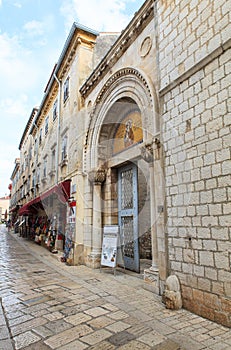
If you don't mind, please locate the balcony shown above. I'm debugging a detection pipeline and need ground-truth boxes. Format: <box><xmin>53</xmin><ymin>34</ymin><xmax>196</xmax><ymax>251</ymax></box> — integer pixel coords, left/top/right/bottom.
<box><xmin>60</xmin><ymin>157</ymin><xmax>68</xmax><ymax>168</ymax></box>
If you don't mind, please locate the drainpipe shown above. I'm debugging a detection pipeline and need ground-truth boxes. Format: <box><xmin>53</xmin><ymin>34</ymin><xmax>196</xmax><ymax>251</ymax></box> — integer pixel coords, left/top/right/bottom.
<box><xmin>53</xmin><ymin>73</ymin><xmax>62</xmax><ymax>185</ymax></box>
<box><xmin>32</xmin><ymin>122</ymin><xmax>39</xmax><ymax>198</ymax></box>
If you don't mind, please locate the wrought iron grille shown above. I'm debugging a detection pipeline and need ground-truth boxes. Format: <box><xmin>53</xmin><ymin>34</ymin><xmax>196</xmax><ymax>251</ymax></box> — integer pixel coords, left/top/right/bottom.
<box><xmin>121</xmin><ymin>168</ymin><xmax>133</xmax><ymax>209</ymax></box>
<box><xmin>121</xmin><ymin>216</ymin><xmax>134</xmax><ymax>258</ymax></box>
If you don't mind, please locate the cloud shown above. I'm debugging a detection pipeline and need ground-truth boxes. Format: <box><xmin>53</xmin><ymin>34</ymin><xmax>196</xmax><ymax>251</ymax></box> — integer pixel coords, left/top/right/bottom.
<box><xmin>0</xmin><ymin>31</ymin><xmax>55</xmax><ymax>96</ymax></box>
<box><xmin>13</xmin><ymin>2</ymin><xmax>22</xmax><ymax>8</ymax></box>
<box><xmin>60</xmin><ymin>0</ymin><xmax>139</xmax><ymax>32</ymax></box>
<box><xmin>0</xmin><ymin>32</ymin><xmax>49</xmax><ymax>195</ymax></box>
<box><xmin>0</xmin><ymin>93</ymin><xmax>30</xmax><ymax>195</ymax></box>
<box><xmin>23</xmin><ymin>20</ymin><xmax>45</xmax><ymax>36</ymax></box>
<box><xmin>0</xmin><ymin>95</ymin><xmax>28</xmax><ymax>119</ymax></box>
<box><xmin>0</xmin><ymin>33</ymin><xmax>33</xmax><ymax>91</ymax></box>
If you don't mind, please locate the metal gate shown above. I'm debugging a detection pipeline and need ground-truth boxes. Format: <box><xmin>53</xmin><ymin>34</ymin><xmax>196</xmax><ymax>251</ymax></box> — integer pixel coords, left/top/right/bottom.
<box><xmin>118</xmin><ymin>163</ymin><xmax>139</xmax><ymax>272</ymax></box>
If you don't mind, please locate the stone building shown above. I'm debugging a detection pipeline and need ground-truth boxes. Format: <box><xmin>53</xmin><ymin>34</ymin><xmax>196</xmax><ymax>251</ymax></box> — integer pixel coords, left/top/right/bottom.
<box><xmin>10</xmin><ymin>0</ymin><xmax>231</xmax><ymax>327</ymax></box>
<box><xmin>10</xmin><ymin>24</ymin><xmax>118</xmax><ymax>247</ymax></box>
<box><xmin>9</xmin><ymin>158</ymin><xmax>20</xmax><ymax>224</ymax></box>
<box><xmin>0</xmin><ymin>196</ymin><xmax>10</xmax><ymax>222</ymax></box>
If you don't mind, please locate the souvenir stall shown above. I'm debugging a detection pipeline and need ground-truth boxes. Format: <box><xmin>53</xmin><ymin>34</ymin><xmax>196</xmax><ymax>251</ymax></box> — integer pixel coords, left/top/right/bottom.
<box><xmin>16</xmin><ymin>180</ymin><xmax>71</xmax><ymax>253</ymax></box>
<box><xmin>61</xmin><ymin>200</ymin><xmax>76</xmax><ymax>264</ymax></box>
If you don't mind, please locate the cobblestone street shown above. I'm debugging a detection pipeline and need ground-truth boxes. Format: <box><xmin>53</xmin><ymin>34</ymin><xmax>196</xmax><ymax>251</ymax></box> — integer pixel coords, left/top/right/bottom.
<box><xmin>0</xmin><ymin>225</ymin><xmax>230</xmax><ymax>350</ymax></box>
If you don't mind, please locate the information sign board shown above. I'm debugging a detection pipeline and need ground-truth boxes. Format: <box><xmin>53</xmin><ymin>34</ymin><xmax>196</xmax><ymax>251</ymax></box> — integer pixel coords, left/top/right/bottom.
<box><xmin>101</xmin><ymin>226</ymin><xmax>119</xmax><ymax>268</ymax></box>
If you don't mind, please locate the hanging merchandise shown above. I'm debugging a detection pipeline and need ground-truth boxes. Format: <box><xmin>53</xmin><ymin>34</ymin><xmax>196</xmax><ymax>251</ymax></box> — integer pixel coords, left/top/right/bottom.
<box><xmin>61</xmin><ymin>201</ymin><xmax>76</xmax><ymax>264</ymax></box>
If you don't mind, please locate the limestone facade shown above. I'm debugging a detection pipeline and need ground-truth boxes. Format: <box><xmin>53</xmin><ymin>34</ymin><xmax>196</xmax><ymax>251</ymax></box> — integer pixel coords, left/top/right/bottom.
<box><xmin>79</xmin><ymin>0</ymin><xmax>231</xmax><ymax>326</ymax></box>
<box><xmin>159</xmin><ymin>0</ymin><xmax>231</xmax><ymax>327</ymax></box>
<box><xmin>10</xmin><ymin>0</ymin><xmax>231</xmax><ymax>327</ymax></box>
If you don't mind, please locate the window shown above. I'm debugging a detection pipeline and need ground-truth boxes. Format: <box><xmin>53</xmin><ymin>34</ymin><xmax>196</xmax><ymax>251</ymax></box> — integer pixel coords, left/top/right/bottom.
<box><xmin>61</xmin><ymin>136</ymin><xmax>67</xmax><ymax>160</ymax></box>
<box><xmin>37</xmin><ymin>166</ymin><xmax>40</xmax><ymax>184</ymax></box>
<box><xmin>34</xmin><ymin>138</ymin><xmax>37</xmax><ymax>156</ymax></box>
<box><xmin>45</xmin><ymin>116</ymin><xmax>49</xmax><ymax>135</ymax></box>
<box><xmin>53</xmin><ymin>99</ymin><xmax>58</xmax><ymax>121</ymax></box>
<box><xmin>39</xmin><ymin>128</ymin><xmax>42</xmax><ymax>144</ymax></box>
<box><xmin>43</xmin><ymin>158</ymin><xmax>47</xmax><ymax>178</ymax></box>
<box><xmin>28</xmin><ymin>146</ymin><xmax>32</xmax><ymax>161</ymax></box>
<box><xmin>32</xmin><ymin>172</ymin><xmax>36</xmax><ymax>188</ymax></box>
<box><xmin>27</xmin><ymin>176</ymin><xmax>30</xmax><ymax>193</ymax></box>
<box><xmin>51</xmin><ymin>149</ymin><xmax>56</xmax><ymax>170</ymax></box>
<box><xmin>24</xmin><ymin>154</ymin><xmax>28</xmax><ymax>167</ymax></box>
<box><xmin>71</xmin><ymin>184</ymin><xmax>76</xmax><ymax>194</ymax></box>
<box><xmin>63</xmin><ymin>77</ymin><xmax>69</xmax><ymax>102</ymax></box>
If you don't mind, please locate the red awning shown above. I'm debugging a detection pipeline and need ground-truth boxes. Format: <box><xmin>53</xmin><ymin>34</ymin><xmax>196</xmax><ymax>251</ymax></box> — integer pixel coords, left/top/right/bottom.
<box><xmin>40</xmin><ymin>180</ymin><xmax>71</xmax><ymax>203</ymax></box>
<box><xmin>18</xmin><ymin>204</ymin><xmax>37</xmax><ymax>216</ymax></box>
<box><xmin>18</xmin><ymin>180</ymin><xmax>71</xmax><ymax>216</ymax></box>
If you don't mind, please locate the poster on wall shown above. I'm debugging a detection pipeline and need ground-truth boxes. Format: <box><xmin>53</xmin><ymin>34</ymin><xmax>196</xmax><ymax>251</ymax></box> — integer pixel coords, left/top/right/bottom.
<box><xmin>101</xmin><ymin>226</ymin><xmax>119</xmax><ymax>268</ymax></box>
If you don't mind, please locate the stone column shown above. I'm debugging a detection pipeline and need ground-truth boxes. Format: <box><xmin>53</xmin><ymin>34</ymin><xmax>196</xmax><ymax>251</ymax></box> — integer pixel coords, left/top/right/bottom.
<box><xmin>88</xmin><ymin>168</ymin><xmax>106</xmax><ymax>268</ymax></box>
<box><xmin>140</xmin><ymin>138</ymin><xmax>161</xmax><ymax>293</ymax></box>
<box><xmin>149</xmin><ymin>160</ymin><xmax>159</xmax><ymax>271</ymax></box>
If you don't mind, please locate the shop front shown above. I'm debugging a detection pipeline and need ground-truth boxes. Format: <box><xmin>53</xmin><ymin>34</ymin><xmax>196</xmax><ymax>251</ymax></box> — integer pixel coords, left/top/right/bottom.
<box><xmin>17</xmin><ymin>180</ymin><xmax>71</xmax><ymax>253</ymax></box>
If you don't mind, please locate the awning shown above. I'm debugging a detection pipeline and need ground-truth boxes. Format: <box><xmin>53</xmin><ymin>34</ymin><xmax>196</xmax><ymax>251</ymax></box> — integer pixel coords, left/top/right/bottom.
<box><xmin>40</xmin><ymin>179</ymin><xmax>71</xmax><ymax>203</ymax></box>
<box><xmin>18</xmin><ymin>180</ymin><xmax>71</xmax><ymax>216</ymax></box>
<box><xmin>18</xmin><ymin>204</ymin><xmax>37</xmax><ymax>216</ymax></box>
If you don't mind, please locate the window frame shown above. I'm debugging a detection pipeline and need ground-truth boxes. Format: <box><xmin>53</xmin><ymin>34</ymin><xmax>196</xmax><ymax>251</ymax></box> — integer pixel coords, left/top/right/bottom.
<box><xmin>53</xmin><ymin>99</ymin><xmax>58</xmax><ymax>121</ymax></box>
<box><xmin>63</xmin><ymin>77</ymin><xmax>69</xmax><ymax>103</ymax></box>
<box><xmin>61</xmin><ymin>135</ymin><xmax>68</xmax><ymax>161</ymax></box>
<box><xmin>45</xmin><ymin>116</ymin><xmax>49</xmax><ymax>135</ymax></box>
<box><xmin>39</xmin><ymin>128</ymin><xmax>42</xmax><ymax>145</ymax></box>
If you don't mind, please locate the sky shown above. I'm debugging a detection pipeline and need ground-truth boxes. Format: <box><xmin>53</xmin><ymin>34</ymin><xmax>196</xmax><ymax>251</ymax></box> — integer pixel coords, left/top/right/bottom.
<box><xmin>0</xmin><ymin>0</ymin><xmax>144</xmax><ymax>197</ymax></box>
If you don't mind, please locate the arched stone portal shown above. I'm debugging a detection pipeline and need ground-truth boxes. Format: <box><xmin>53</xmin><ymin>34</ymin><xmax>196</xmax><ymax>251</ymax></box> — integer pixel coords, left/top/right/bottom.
<box><xmin>84</xmin><ymin>67</ymin><xmax>166</xmax><ymax>294</ymax></box>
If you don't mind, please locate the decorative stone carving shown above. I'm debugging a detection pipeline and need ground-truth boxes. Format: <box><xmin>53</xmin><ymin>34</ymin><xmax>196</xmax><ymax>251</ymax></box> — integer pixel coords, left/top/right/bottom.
<box><xmin>80</xmin><ymin>1</ymin><xmax>154</xmax><ymax>98</ymax></box>
<box><xmin>140</xmin><ymin>37</ymin><xmax>152</xmax><ymax>58</ymax></box>
<box><xmin>140</xmin><ymin>138</ymin><xmax>161</xmax><ymax>163</ymax></box>
<box><xmin>83</xmin><ymin>67</ymin><xmax>156</xmax><ymax>173</ymax></box>
<box><xmin>88</xmin><ymin>168</ymin><xmax>106</xmax><ymax>184</ymax></box>
<box><xmin>140</xmin><ymin>142</ymin><xmax>154</xmax><ymax>163</ymax></box>
<box><xmin>95</xmin><ymin>67</ymin><xmax>153</xmax><ymax>105</ymax></box>
<box><xmin>162</xmin><ymin>275</ymin><xmax>182</xmax><ymax>310</ymax></box>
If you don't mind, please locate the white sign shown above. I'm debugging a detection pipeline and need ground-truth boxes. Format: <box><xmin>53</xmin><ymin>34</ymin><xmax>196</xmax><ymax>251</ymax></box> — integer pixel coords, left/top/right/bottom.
<box><xmin>101</xmin><ymin>226</ymin><xmax>119</xmax><ymax>268</ymax></box>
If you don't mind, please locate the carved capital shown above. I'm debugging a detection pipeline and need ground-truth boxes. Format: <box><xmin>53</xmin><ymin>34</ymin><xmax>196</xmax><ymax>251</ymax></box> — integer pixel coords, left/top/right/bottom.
<box><xmin>140</xmin><ymin>142</ymin><xmax>154</xmax><ymax>163</ymax></box>
<box><xmin>88</xmin><ymin>168</ymin><xmax>106</xmax><ymax>184</ymax></box>
<box><xmin>140</xmin><ymin>138</ymin><xmax>161</xmax><ymax>163</ymax></box>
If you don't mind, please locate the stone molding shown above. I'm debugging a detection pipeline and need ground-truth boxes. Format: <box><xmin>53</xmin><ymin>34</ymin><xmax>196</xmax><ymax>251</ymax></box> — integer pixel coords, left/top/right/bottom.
<box><xmin>80</xmin><ymin>0</ymin><xmax>154</xmax><ymax>98</ymax></box>
<box><xmin>95</xmin><ymin>67</ymin><xmax>153</xmax><ymax>105</ymax></box>
<box><xmin>83</xmin><ymin>67</ymin><xmax>155</xmax><ymax>171</ymax></box>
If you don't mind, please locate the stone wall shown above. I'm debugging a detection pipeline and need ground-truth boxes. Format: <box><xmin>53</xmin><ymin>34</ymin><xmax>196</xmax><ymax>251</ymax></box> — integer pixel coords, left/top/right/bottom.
<box><xmin>159</xmin><ymin>0</ymin><xmax>231</xmax><ymax>327</ymax></box>
<box><xmin>157</xmin><ymin>0</ymin><xmax>230</xmax><ymax>90</ymax></box>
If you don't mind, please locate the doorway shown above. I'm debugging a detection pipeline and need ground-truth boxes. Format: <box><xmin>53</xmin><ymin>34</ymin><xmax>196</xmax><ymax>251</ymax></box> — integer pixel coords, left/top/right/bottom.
<box><xmin>118</xmin><ymin>163</ymin><xmax>140</xmax><ymax>273</ymax></box>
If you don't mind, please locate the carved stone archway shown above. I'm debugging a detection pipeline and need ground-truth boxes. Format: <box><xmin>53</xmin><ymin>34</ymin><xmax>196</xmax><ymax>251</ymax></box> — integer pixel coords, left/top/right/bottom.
<box><xmin>84</xmin><ymin>68</ymin><xmax>165</xmax><ymax>290</ymax></box>
<box><xmin>84</xmin><ymin>67</ymin><xmax>159</xmax><ymax>172</ymax></box>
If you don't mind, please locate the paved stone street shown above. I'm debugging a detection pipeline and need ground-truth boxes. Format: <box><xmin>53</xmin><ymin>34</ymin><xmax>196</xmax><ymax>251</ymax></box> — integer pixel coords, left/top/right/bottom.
<box><xmin>0</xmin><ymin>225</ymin><xmax>230</xmax><ymax>350</ymax></box>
